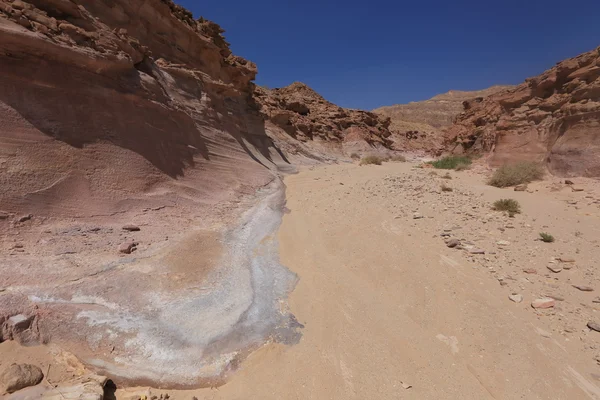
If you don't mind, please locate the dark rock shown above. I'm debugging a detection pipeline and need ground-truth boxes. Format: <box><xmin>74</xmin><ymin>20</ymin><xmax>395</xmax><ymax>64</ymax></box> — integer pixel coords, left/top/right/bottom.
<box><xmin>122</xmin><ymin>224</ymin><xmax>141</xmax><ymax>231</ymax></box>
<box><xmin>514</xmin><ymin>184</ymin><xmax>528</xmax><ymax>191</ymax></box>
<box><xmin>588</xmin><ymin>321</ymin><xmax>600</xmax><ymax>332</ymax></box>
<box><xmin>0</xmin><ymin>212</ymin><xmax>9</xmax><ymax>220</ymax></box>
<box><xmin>446</xmin><ymin>239</ymin><xmax>460</xmax><ymax>248</ymax></box>
<box><xmin>16</xmin><ymin>214</ymin><xmax>32</xmax><ymax>223</ymax></box>
<box><xmin>565</xmin><ymin>179</ymin><xmax>574</xmax><ymax>185</ymax></box>
<box><xmin>573</xmin><ymin>285</ymin><xmax>594</xmax><ymax>292</ymax></box>
<box><xmin>0</xmin><ymin>363</ymin><xmax>43</xmax><ymax>393</ymax></box>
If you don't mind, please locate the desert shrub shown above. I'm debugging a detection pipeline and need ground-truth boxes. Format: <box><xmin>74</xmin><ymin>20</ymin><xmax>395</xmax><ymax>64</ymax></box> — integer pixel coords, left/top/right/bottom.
<box><xmin>492</xmin><ymin>199</ymin><xmax>521</xmax><ymax>217</ymax></box>
<box><xmin>359</xmin><ymin>155</ymin><xmax>383</xmax><ymax>166</ymax></box>
<box><xmin>430</xmin><ymin>156</ymin><xmax>472</xmax><ymax>170</ymax></box>
<box><xmin>389</xmin><ymin>154</ymin><xmax>407</xmax><ymax>162</ymax></box>
<box><xmin>350</xmin><ymin>153</ymin><xmax>360</xmax><ymax>160</ymax></box>
<box><xmin>488</xmin><ymin>161</ymin><xmax>544</xmax><ymax>188</ymax></box>
<box><xmin>539</xmin><ymin>232</ymin><xmax>555</xmax><ymax>243</ymax></box>
<box><xmin>455</xmin><ymin>163</ymin><xmax>471</xmax><ymax>171</ymax></box>
<box><xmin>441</xmin><ymin>184</ymin><xmax>453</xmax><ymax>192</ymax></box>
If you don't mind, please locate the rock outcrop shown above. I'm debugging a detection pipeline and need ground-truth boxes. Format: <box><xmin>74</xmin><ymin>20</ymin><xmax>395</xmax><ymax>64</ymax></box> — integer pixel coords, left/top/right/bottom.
<box><xmin>255</xmin><ymin>82</ymin><xmax>394</xmax><ymax>156</ymax></box>
<box><xmin>446</xmin><ymin>46</ymin><xmax>600</xmax><ymax>177</ymax></box>
<box><xmin>374</xmin><ymin>86</ymin><xmax>512</xmax><ymax>154</ymax></box>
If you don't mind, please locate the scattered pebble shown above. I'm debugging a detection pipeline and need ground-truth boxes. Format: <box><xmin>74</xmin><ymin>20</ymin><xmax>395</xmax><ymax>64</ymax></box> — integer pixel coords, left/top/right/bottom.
<box><xmin>446</xmin><ymin>239</ymin><xmax>460</xmax><ymax>248</ymax></box>
<box><xmin>119</xmin><ymin>241</ymin><xmax>138</xmax><ymax>254</ymax></box>
<box><xmin>122</xmin><ymin>224</ymin><xmax>141</xmax><ymax>232</ymax></box>
<box><xmin>509</xmin><ymin>293</ymin><xmax>523</xmax><ymax>303</ymax></box>
<box><xmin>16</xmin><ymin>214</ymin><xmax>33</xmax><ymax>223</ymax></box>
<box><xmin>588</xmin><ymin>322</ymin><xmax>600</xmax><ymax>332</ymax></box>
<box><xmin>469</xmin><ymin>249</ymin><xmax>485</xmax><ymax>255</ymax></box>
<box><xmin>547</xmin><ymin>265</ymin><xmax>562</xmax><ymax>273</ymax></box>
<box><xmin>531</xmin><ymin>298</ymin><xmax>555</xmax><ymax>309</ymax></box>
<box><xmin>573</xmin><ymin>285</ymin><xmax>594</xmax><ymax>292</ymax></box>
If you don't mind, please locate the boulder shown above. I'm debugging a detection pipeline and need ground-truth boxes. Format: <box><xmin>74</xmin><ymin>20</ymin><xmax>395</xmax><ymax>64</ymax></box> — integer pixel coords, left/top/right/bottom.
<box><xmin>0</xmin><ymin>364</ymin><xmax>43</xmax><ymax>394</ymax></box>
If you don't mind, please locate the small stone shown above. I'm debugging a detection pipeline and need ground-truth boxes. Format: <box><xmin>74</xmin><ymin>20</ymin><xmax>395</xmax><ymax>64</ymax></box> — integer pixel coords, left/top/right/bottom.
<box><xmin>531</xmin><ymin>298</ymin><xmax>555</xmax><ymax>309</ymax></box>
<box><xmin>509</xmin><ymin>294</ymin><xmax>523</xmax><ymax>303</ymax></box>
<box><xmin>558</xmin><ymin>257</ymin><xmax>575</xmax><ymax>263</ymax></box>
<box><xmin>565</xmin><ymin>179</ymin><xmax>574</xmax><ymax>185</ymax></box>
<box><xmin>593</xmin><ymin>297</ymin><xmax>600</xmax><ymax>304</ymax></box>
<box><xmin>496</xmin><ymin>240</ymin><xmax>510</xmax><ymax>246</ymax></box>
<box><xmin>523</xmin><ymin>268</ymin><xmax>537</xmax><ymax>274</ymax></box>
<box><xmin>588</xmin><ymin>321</ymin><xmax>600</xmax><ymax>332</ymax></box>
<box><xmin>446</xmin><ymin>239</ymin><xmax>460</xmax><ymax>248</ymax></box>
<box><xmin>572</xmin><ymin>187</ymin><xmax>584</xmax><ymax>192</ymax></box>
<box><xmin>573</xmin><ymin>285</ymin><xmax>594</xmax><ymax>292</ymax></box>
<box><xmin>514</xmin><ymin>184</ymin><xmax>528</xmax><ymax>191</ymax></box>
<box><xmin>0</xmin><ymin>363</ymin><xmax>44</xmax><ymax>393</ymax></box>
<box><xmin>413</xmin><ymin>213</ymin><xmax>423</xmax><ymax>219</ymax></box>
<box><xmin>0</xmin><ymin>211</ymin><xmax>9</xmax><ymax>220</ymax></box>
<box><xmin>469</xmin><ymin>249</ymin><xmax>485</xmax><ymax>254</ymax></box>
<box><xmin>547</xmin><ymin>265</ymin><xmax>563</xmax><ymax>273</ymax></box>
<box><xmin>16</xmin><ymin>214</ymin><xmax>32</xmax><ymax>223</ymax></box>
<box><xmin>119</xmin><ymin>241</ymin><xmax>137</xmax><ymax>254</ymax></box>
<box><xmin>122</xmin><ymin>224</ymin><xmax>140</xmax><ymax>231</ymax></box>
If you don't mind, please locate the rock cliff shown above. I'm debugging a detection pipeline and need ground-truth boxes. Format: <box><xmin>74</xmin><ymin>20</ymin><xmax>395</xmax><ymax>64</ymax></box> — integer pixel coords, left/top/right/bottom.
<box><xmin>373</xmin><ymin>86</ymin><xmax>512</xmax><ymax>153</ymax></box>
<box><xmin>446</xmin><ymin>46</ymin><xmax>600</xmax><ymax>177</ymax></box>
<box><xmin>255</xmin><ymin>82</ymin><xmax>394</xmax><ymax>157</ymax></box>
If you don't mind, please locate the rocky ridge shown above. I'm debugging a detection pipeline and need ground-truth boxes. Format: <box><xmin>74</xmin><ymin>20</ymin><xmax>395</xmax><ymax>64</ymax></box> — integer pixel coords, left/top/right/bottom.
<box><xmin>255</xmin><ymin>82</ymin><xmax>394</xmax><ymax>157</ymax></box>
<box><xmin>446</xmin><ymin>46</ymin><xmax>600</xmax><ymax>177</ymax></box>
<box><xmin>373</xmin><ymin>86</ymin><xmax>512</xmax><ymax>153</ymax></box>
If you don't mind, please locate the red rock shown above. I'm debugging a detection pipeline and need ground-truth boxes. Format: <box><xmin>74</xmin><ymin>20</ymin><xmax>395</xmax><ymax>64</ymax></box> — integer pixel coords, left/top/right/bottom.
<box><xmin>531</xmin><ymin>298</ymin><xmax>555</xmax><ymax>309</ymax></box>
<box><xmin>445</xmin><ymin>46</ymin><xmax>600</xmax><ymax>178</ymax></box>
<box><xmin>119</xmin><ymin>241</ymin><xmax>137</xmax><ymax>254</ymax></box>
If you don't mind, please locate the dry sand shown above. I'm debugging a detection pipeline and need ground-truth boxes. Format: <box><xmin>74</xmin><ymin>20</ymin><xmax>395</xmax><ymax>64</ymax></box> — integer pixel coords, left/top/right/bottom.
<box><xmin>4</xmin><ymin>161</ymin><xmax>600</xmax><ymax>399</ymax></box>
<box><xmin>112</xmin><ymin>161</ymin><xmax>600</xmax><ymax>399</ymax></box>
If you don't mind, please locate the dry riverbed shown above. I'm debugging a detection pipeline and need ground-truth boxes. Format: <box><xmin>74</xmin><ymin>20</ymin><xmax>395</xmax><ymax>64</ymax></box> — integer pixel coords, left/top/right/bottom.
<box><xmin>6</xmin><ymin>161</ymin><xmax>600</xmax><ymax>399</ymax></box>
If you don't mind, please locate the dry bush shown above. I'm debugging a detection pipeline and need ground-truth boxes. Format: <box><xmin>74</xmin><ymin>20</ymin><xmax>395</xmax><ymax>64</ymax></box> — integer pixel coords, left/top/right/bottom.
<box><xmin>539</xmin><ymin>232</ymin><xmax>555</xmax><ymax>243</ymax></box>
<box><xmin>389</xmin><ymin>154</ymin><xmax>407</xmax><ymax>162</ymax></box>
<box><xmin>430</xmin><ymin>156</ymin><xmax>472</xmax><ymax>170</ymax></box>
<box><xmin>492</xmin><ymin>198</ymin><xmax>521</xmax><ymax>217</ymax></box>
<box><xmin>488</xmin><ymin>162</ymin><xmax>544</xmax><ymax>187</ymax></box>
<box><xmin>359</xmin><ymin>155</ymin><xmax>384</xmax><ymax>166</ymax></box>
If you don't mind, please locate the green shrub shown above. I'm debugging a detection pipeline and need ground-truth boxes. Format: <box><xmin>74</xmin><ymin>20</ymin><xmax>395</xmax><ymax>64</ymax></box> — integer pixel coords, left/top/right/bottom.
<box><xmin>430</xmin><ymin>156</ymin><xmax>472</xmax><ymax>170</ymax></box>
<box><xmin>539</xmin><ymin>232</ymin><xmax>555</xmax><ymax>243</ymax></box>
<box><xmin>488</xmin><ymin>162</ymin><xmax>544</xmax><ymax>188</ymax></box>
<box><xmin>359</xmin><ymin>155</ymin><xmax>383</xmax><ymax>166</ymax></box>
<box><xmin>492</xmin><ymin>199</ymin><xmax>521</xmax><ymax>217</ymax></box>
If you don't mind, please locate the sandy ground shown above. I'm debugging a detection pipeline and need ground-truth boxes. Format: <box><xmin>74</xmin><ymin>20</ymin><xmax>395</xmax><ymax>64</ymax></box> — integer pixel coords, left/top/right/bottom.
<box><xmin>6</xmin><ymin>161</ymin><xmax>600</xmax><ymax>399</ymax></box>
<box><xmin>111</xmin><ymin>161</ymin><xmax>600</xmax><ymax>399</ymax></box>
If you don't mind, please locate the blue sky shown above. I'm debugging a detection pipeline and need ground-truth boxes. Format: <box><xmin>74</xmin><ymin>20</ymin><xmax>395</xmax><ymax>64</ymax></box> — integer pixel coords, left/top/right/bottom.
<box><xmin>179</xmin><ymin>0</ymin><xmax>600</xmax><ymax>110</ymax></box>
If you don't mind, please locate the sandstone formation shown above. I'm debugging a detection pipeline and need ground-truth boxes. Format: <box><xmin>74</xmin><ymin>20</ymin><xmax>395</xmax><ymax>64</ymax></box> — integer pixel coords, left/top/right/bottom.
<box><xmin>446</xmin><ymin>46</ymin><xmax>600</xmax><ymax>177</ymax></box>
<box><xmin>374</xmin><ymin>86</ymin><xmax>512</xmax><ymax>152</ymax></box>
<box><xmin>255</xmin><ymin>83</ymin><xmax>394</xmax><ymax>156</ymax></box>
<box><xmin>0</xmin><ymin>363</ymin><xmax>43</xmax><ymax>394</ymax></box>
<box><xmin>0</xmin><ymin>0</ymin><xmax>398</xmax><ymax>389</ymax></box>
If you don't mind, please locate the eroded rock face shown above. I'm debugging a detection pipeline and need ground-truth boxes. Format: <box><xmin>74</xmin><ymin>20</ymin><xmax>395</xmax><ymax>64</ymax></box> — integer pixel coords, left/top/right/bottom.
<box><xmin>446</xmin><ymin>46</ymin><xmax>600</xmax><ymax>177</ymax></box>
<box><xmin>254</xmin><ymin>82</ymin><xmax>394</xmax><ymax>155</ymax></box>
<box><xmin>0</xmin><ymin>363</ymin><xmax>43</xmax><ymax>394</ymax></box>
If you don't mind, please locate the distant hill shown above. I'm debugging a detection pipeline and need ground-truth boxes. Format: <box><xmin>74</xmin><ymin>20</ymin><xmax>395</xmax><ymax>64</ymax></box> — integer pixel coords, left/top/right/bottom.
<box><xmin>373</xmin><ymin>86</ymin><xmax>514</xmax><ymax>133</ymax></box>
